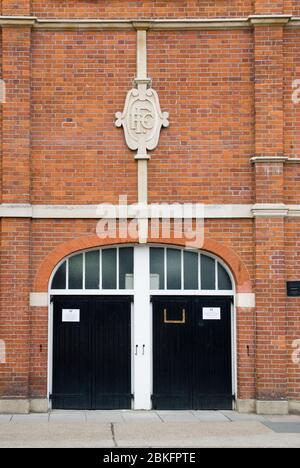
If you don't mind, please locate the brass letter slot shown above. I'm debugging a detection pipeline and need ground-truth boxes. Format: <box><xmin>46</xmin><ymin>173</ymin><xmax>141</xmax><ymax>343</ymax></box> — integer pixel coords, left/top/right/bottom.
<box><xmin>164</xmin><ymin>308</ymin><xmax>186</xmax><ymax>324</ymax></box>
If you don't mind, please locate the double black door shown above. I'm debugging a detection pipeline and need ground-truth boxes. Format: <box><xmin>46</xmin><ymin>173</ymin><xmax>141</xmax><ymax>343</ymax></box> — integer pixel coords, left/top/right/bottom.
<box><xmin>52</xmin><ymin>296</ymin><xmax>132</xmax><ymax>410</ymax></box>
<box><xmin>152</xmin><ymin>296</ymin><xmax>233</xmax><ymax>410</ymax></box>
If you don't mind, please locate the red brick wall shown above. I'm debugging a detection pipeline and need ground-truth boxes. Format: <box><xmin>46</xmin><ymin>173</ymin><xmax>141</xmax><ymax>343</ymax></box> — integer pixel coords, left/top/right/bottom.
<box><xmin>2</xmin><ymin>0</ymin><xmax>30</xmax><ymax>15</ymax></box>
<box><xmin>284</xmin><ymin>29</ymin><xmax>300</xmax><ymax>203</ymax></box>
<box><xmin>285</xmin><ymin>1</ymin><xmax>300</xmax><ymax>15</ymax></box>
<box><xmin>148</xmin><ymin>30</ymin><xmax>254</xmax><ymax>204</ymax></box>
<box><xmin>31</xmin><ymin>29</ymin><xmax>254</xmax><ymax>205</ymax></box>
<box><xmin>255</xmin><ymin>217</ymin><xmax>287</xmax><ymax>400</ymax></box>
<box><xmin>31</xmin><ymin>31</ymin><xmax>137</xmax><ymax>205</ymax></box>
<box><xmin>1</xmin><ymin>27</ymin><xmax>31</xmax><ymax>204</ymax></box>
<box><xmin>0</xmin><ymin>219</ymin><xmax>31</xmax><ymax>397</ymax></box>
<box><xmin>31</xmin><ymin>1</ymin><xmax>253</xmax><ymax>19</ymax></box>
<box><xmin>285</xmin><ymin>219</ymin><xmax>300</xmax><ymax>401</ymax></box>
<box><xmin>255</xmin><ymin>0</ymin><xmax>283</xmax><ymax>14</ymax></box>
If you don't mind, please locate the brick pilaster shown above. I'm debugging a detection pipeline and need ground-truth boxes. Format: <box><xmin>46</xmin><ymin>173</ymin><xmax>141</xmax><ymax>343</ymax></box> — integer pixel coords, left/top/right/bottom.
<box><xmin>253</xmin><ymin>21</ymin><xmax>288</xmax><ymax>401</ymax></box>
<box><xmin>1</xmin><ymin>26</ymin><xmax>31</xmax><ymax>204</ymax></box>
<box><xmin>0</xmin><ymin>219</ymin><xmax>31</xmax><ymax>398</ymax></box>
<box><xmin>0</xmin><ymin>22</ymin><xmax>32</xmax><ymax>400</ymax></box>
<box><xmin>255</xmin><ymin>0</ymin><xmax>284</xmax><ymax>15</ymax></box>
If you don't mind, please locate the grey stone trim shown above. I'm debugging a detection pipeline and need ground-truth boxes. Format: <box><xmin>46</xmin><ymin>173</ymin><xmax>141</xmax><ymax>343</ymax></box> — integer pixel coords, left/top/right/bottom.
<box><xmin>1</xmin><ymin>16</ymin><xmax>300</xmax><ymax>30</ymax></box>
<box><xmin>249</xmin><ymin>15</ymin><xmax>290</xmax><ymax>26</ymax></box>
<box><xmin>0</xmin><ymin>16</ymin><xmax>36</xmax><ymax>27</ymax></box>
<box><xmin>0</xmin><ymin>399</ymin><xmax>30</xmax><ymax>414</ymax></box>
<box><xmin>2</xmin><ymin>203</ymin><xmax>300</xmax><ymax>219</ymax></box>
<box><xmin>250</xmin><ymin>156</ymin><xmax>289</xmax><ymax>164</ymax></box>
<box><xmin>250</xmin><ymin>156</ymin><xmax>300</xmax><ymax>164</ymax></box>
<box><xmin>29</xmin><ymin>399</ymin><xmax>49</xmax><ymax>413</ymax></box>
<box><xmin>289</xmin><ymin>400</ymin><xmax>300</xmax><ymax>415</ymax></box>
<box><xmin>30</xmin><ymin>293</ymin><xmax>48</xmax><ymax>307</ymax></box>
<box><xmin>251</xmin><ymin>204</ymin><xmax>289</xmax><ymax>218</ymax></box>
<box><xmin>256</xmin><ymin>400</ymin><xmax>289</xmax><ymax>415</ymax></box>
<box><xmin>235</xmin><ymin>399</ymin><xmax>256</xmax><ymax>414</ymax></box>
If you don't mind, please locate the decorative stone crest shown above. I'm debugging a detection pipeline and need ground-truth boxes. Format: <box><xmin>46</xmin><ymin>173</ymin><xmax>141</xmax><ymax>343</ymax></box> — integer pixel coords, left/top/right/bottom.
<box><xmin>115</xmin><ymin>79</ymin><xmax>169</xmax><ymax>159</ymax></box>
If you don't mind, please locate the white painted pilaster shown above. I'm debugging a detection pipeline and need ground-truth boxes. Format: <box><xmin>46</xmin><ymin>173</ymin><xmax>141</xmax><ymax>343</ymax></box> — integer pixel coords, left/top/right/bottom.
<box><xmin>136</xmin><ymin>29</ymin><xmax>147</xmax><ymax>79</ymax></box>
<box><xmin>133</xmin><ymin>245</ymin><xmax>151</xmax><ymax>409</ymax></box>
<box><xmin>135</xmin><ymin>27</ymin><xmax>149</xmax><ymax>243</ymax></box>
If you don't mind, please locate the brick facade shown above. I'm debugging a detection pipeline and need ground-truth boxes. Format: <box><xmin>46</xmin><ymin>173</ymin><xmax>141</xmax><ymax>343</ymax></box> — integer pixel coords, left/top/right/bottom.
<box><xmin>0</xmin><ymin>1</ymin><xmax>300</xmax><ymax>413</ymax></box>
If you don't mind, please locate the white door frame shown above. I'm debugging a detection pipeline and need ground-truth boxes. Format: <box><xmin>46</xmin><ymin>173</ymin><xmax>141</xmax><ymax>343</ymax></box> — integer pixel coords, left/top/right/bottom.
<box><xmin>47</xmin><ymin>244</ymin><xmax>236</xmax><ymax>410</ymax></box>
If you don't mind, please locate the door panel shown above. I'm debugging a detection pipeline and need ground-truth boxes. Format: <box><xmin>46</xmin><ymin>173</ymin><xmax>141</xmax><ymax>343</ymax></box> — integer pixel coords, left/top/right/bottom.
<box><xmin>192</xmin><ymin>298</ymin><xmax>232</xmax><ymax>409</ymax></box>
<box><xmin>92</xmin><ymin>299</ymin><xmax>132</xmax><ymax>409</ymax></box>
<box><xmin>152</xmin><ymin>296</ymin><xmax>233</xmax><ymax>410</ymax></box>
<box><xmin>52</xmin><ymin>296</ymin><xmax>132</xmax><ymax>410</ymax></box>
<box><xmin>153</xmin><ymin>299</ymin><xmax>192</xmax><ymax>409</ymax></box>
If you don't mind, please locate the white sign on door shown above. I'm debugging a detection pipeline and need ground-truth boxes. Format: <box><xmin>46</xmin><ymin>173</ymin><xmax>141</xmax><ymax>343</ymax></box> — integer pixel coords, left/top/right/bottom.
<box><xmin>62</xmin><ymin>309</ymin><xmax>80</xmax><ymax>323</ymax></box>
<box><xmin>202</xmin><ymin>307</ymin><xmax>221</xmax><ymax>320</ymax></box>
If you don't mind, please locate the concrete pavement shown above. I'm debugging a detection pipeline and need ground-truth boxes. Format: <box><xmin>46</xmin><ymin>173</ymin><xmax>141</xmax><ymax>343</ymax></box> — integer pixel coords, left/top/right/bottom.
<box><xmin>0</xmin><ymin>410</ymin><xmax>299</xmax><ymax>448</ymax></box>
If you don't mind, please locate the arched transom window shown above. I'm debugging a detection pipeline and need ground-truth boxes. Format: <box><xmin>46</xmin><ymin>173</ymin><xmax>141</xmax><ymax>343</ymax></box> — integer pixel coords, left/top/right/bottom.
<box><xmin>51</xmin><ymin>246</ymin><xmax>233</xmax><ymax>293</ymax></box>
<box><xmin>51</xmin><ymin>247</ymin><xmax>134</xmax><ymax>292</ymax></box>
<box><xmin>149</xmin><ymin>247</ymin><xmax>232</xmax><ymax>292</ymax></box>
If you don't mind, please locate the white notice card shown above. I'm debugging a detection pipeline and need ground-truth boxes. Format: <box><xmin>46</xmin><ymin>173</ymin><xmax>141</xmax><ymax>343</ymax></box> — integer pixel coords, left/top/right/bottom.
<box><xmin>62</xmin><ymin>309</ymin><xmax>80</xmax><ymax>323</ymax></box>
<box><xmin>202</xmin><ymin>307</ymin><xmax>221</xmax><ymax>320</ymax></box>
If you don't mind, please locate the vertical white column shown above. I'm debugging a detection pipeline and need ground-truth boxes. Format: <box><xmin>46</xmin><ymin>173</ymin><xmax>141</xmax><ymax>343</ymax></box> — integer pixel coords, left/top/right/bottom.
<box><xmin>136</xmin><ymin>29</ymin><xmax>147</xmax><ymax>79</ymax></box>
<box><xmin>133</xmin><ymin>245</ymin><xmax>151</xmax><ymax>409</ymax></box>
<box><xmin>135</xmin><ymin>27</ymin><xmax>149</xmax><ymax>243</ymax></box>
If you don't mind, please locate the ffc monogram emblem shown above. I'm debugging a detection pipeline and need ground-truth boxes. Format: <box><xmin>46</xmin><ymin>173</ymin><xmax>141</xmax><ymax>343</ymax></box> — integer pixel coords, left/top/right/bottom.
<box><xmin>115</xmin><ymin>82</ymin><xmax>169</xmax><ymax>159</ymax></box>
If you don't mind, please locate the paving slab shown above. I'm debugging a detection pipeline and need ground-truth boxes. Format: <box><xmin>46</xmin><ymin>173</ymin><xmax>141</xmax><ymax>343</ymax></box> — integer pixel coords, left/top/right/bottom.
<box><xmin>1</xmin><ymin>411</ymin><xmax>300</xmax><ymax>447</ymax></box>
<box><xmin>266</xmin><ymin>415</ymin><xmax>300</xmax><ymax>423</ymax></box>
<box><xmin>192</xmin><ymin>411</ymin><xmax>229</xmax><ymax>422</ymax></box>
<box><xmin>263</xmin><ymin>421</ymin><xmax>300</xmax><ymax>433</ymax></box>
<box><xmin>0</xmin><ymin>415</ymin><xmax>12</xmax><ymax>423</ymax></box>
<box><xmin>220</xmin><ymin>410</ymin><xmax>266</xmax><ymax>422</ymax></box>
<box><xmin>121</xmin><ymin>411</ymin><xmax>161</xmax><ymax>422</ymax></box>
<box><xmin>113</xmin><ymin>421</ymin><xmax>272</xmax><ymax>447</ymax></box>
<box><xmin>11</xmin><ymin>414</ymin><xmax>49</xmax><ymax>423</ymax></box>
<box><xmin>49</xmin><ymin>411</ymin><xmax>86</xmax><ymax>423</ymax></box>
<box><xmin>86</xmin><ymin>410</ymin><xmax>123</xmax><ymax>423</ymax></box>
<box><xmin>156</xmin><ymin>411</ymin><xmax>197</xmax><ymax>422</ymax></box>
<box><xmin>0</xmin><ymin>422</ymin><xmax>113</xmax><ymax>448</ymax></box>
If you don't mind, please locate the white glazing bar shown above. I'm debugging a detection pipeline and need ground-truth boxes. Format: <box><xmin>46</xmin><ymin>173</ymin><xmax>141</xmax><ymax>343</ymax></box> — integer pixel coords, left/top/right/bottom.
<box><xmin>198</xmin><ymin>252</ymin><xmax>201</xmax><ymax>290</ymax></box>
<box><xmin>83</xmin><ymin>252</ymin><xmax>86</xmax><ymax>289</ymax></box>
<box><xmin>99</xmin><ymin>249</ymin><xmax>102</xmax><ymax>289</ymax></box>
<box><xmin>133</xmin><ymin>245</ymin><xmax>151</xmax><ymax>409</ymax></box>
<box><xmin>116</xmin><ymin>247</ymin><xmax>120</xmax><ymax>290</ymax></box>
<box><xmin>164</xmin><ymin>247</ymin><xmax>167</xmax><ymax>290</ymax></box>
<box><xmin>181</xmin><ymin>249</ymin><xmax>184</xmax><ymax>290</ymax></box>
<box><xmin>66</xmin><ymin>259</ymin><xmax>69</xmax><ymax>290</ymax></box>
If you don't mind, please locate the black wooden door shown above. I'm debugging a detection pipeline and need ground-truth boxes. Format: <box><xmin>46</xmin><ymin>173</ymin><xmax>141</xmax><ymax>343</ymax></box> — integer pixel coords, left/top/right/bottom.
<box><xmin>152</xmin><ymin>296</ymin><xmax>233</xmax><ymax>410</ymax></box>
<box><xmin>52</xmin><ymin>296</ymin><xmax>132</xmax><ymax>410</ymax></box>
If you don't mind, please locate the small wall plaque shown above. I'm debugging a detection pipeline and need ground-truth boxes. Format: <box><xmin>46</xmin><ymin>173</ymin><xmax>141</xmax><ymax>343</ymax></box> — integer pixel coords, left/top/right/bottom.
<box><xmin>202</xmin><ymin>307</ymin><xmax>221</xmax><ymax>320</ymax></box>
<box><xmin>62</xmin><ymin>309</ymin><xmax>80</xmax><ymax>323</ymax></box>
<box><xmin>287</xmin><ymin>281</ymin><xmax>300</xmax><ymax>297</ymax></box>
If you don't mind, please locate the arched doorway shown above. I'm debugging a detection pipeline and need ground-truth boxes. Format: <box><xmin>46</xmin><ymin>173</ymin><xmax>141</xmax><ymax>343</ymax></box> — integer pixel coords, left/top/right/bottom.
<box><xmin>49</xmin><ymin>245</ymin><xmax>235</xmax><ymax>410</ymax></box>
